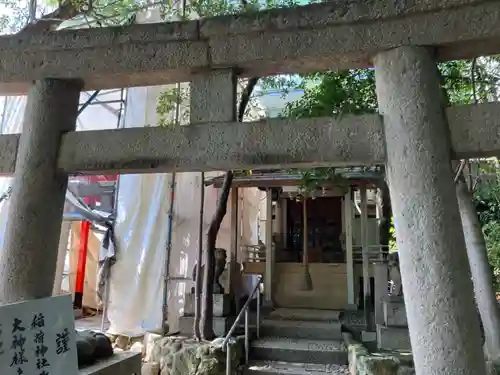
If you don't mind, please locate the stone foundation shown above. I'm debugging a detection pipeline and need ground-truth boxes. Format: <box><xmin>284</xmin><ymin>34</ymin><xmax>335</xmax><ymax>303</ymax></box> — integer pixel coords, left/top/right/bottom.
<box><xmin>144</xmin><ymin>335</ymin><xmax>243</xmax><ymax>375</ymax></box>
<box><xmin>345</xmin><ymin>333</ymin><xmax>414</xmax><ymax>375</ymax></box>
<box><xmin>78</xmin><ymin>352</ymin><xmax>141</xmax><ymax>375</ymax></box>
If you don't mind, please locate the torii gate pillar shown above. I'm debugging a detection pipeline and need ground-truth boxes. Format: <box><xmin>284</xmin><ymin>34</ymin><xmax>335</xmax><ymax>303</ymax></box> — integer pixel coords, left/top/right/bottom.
<box><xmin>374</xmin><ymin>46</ymin><xmax>486</xmax><ymax>374</ymax></box>
<box><xmin>0</xmin><ymin>79</ymin><xmax>82</xmax><ymax>304</ymax></box>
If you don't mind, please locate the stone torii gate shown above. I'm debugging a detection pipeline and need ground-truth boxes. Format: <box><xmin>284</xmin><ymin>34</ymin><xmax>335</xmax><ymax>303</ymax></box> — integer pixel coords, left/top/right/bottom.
<box><xmin>0</xmin><ymin>0</ymin><xmax>499</xmax><ymax>373</ymax></box>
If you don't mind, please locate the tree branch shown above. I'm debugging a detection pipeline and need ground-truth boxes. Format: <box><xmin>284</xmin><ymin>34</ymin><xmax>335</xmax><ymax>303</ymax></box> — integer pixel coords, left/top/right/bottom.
<box><xmin>200</xmin><ymin>75</ymin><xmax>259</xmax><ymax>339</ymax></box>
<box><xmin>238</xmin><ymin>77</ymin><xmax>259</xmax><ymax>122</ymax></box>
<box><xmin>471</xmin><ymin>58</ymin><xmax>478</xmax><ymax>105</ymax></box>
<box><xmin>41</xmin><ymin>0</ymin><xmax>83</xmax><ymax>21</ymax></box>
<box><xmin>18</xmin><ymin>0</ymin><xmax>83</xmax><ymax>33</ymax></box>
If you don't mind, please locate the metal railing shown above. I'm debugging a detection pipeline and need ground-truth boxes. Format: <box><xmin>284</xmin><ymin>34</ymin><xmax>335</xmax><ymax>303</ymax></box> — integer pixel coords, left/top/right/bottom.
<box><xmin>352</xmin><ymin>245</ymin><xmax>392</xmax><ymax>263</ymax></box>
<box><xmin>241</xmin><ymin>244</ymin><xmax>266</xmax><ymax>263</ymax></box>
<box><xmin>222</xmin><ymin>276</ymin><xmax>263</xmax><ymax>375</ymax></box>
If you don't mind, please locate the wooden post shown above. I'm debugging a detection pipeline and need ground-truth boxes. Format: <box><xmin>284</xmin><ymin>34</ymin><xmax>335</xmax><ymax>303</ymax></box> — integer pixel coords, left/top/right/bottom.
<box><xmin>228</xmin><ymin>187</ymin><xmax>239</xmax><ymax>299</ymax></box>
<box><xmin>360</xmin><ymin>184</ymin><xmax>371</xmax><ymax>328</ymax></box>
<box><xmin>374</xmin><ymin>186</ymin><xmax>386</xmax><ymax>324</ymax></box>
<box><xmin>264</xmin><ymin>189</ymin><xmax>273</xmax><ymax>305</ymax></box>
<box><xmin>299</xmin><ymin>196</ymin><xmax>313</xmax><ymax>290</ymax></box>
<box><xmin>74</xmin><ymin>220</ymin><xmax>91</xmax><ymax>309</ymax></box>
<box><xmin>282</xmin><ymin>198</ymin><xmax>288</xmax><ymax>249</ymax></box>
<box><xmin>375</xmin><ymin>191</ymin><xmax>381</xmax><ymax>255</ymax></box>
<box><xmin>344</xmin><ymin>188</ymin><xmax>355</xmax><ymax>308</ymax></box>
<box><xmin>230</xmin><ymin>188</ymin><xmax>239</xmax><ymax>264</ymax></box>
<box><xmin>302</xmin><ymin>197</ymin><xmax>308</xmax><ymax>266</ymax></box>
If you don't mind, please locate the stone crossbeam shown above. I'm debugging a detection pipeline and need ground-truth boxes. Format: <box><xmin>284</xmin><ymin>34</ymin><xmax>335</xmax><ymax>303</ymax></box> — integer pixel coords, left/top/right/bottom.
<box><xmin>0</xmin><ymin>103</ymin><xmax>498</xmax><ymax>175</ymax></box>
<box><xmin>58</xmin><ymin>114</ymin><xmax>385</xmax><ymax>174</ymax></box>
<box><xmin>0</xmin><ymin>0</ymin><xmax>500</xmax><ymax>93</ymax></box>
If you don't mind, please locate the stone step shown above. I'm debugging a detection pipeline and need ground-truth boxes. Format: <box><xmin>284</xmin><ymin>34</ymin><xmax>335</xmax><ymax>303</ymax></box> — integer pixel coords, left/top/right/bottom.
<box><xmin>243</xmin><ymin>360</ymin><xmax>349</xmax><ymax>375</ymax></box>
<box><xmin>250</xmin><ymin>337</ymin><xmax>348</xmax><ymax>365</ymax></box>
<box><xmin>260</xmin><ymin>319</ymin><xmax>342</xmax><ymax>340</ymax></box>
<box><xmin>267</xmin><ymin>308</ymin><xmax>341</xmax><ymax>322</ymax></box>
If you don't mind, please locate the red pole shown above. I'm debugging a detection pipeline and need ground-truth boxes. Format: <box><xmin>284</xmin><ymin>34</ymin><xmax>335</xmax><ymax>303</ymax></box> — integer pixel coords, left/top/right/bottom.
<box><xmin>74</xmin><ymin>220</ymin><xmax>91</xmax><ymax>309</ymax></box>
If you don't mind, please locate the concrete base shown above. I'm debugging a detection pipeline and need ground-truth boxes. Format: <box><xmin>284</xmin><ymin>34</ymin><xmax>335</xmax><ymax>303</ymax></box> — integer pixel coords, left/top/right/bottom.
<box><xmin>382</xmin><ymin>296</ymin><xmax>407</xmax><ymax>327</ymax></box>
<box><xmin>361</xmin><ymin>331</ymin><xmax>377</xmax><ymax>343</ymax></box>
<box><xmin>376</xmin><ymin>324</ymin><xmax>411</xmax><ymax>351</ymax></box>
<box><xmin>183</xmin><ymin>293</ymin><xmax>231</xmax><ymax>317</ymax></box>
<box><xmin>79</xmin><ymin>352</ymin><xmax>142</xmax><ymax>375</ymax></box>
<box><xmin>179</xmin><ymin>315</ymin><xmax>236</xmax><ymax>337</ymax></box>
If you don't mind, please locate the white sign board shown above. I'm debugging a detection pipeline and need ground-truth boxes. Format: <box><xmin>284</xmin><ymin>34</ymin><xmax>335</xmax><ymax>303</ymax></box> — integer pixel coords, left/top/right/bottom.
<box><xmin>0</xmin><ymin>294</ymin><xmax>78</xmax><ymax>375</ymax></box>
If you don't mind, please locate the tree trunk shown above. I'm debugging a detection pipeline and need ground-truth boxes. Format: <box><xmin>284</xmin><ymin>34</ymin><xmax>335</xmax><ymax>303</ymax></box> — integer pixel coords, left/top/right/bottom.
<box><xmin>200</xmin><ymin>171</ymin><xmax>234</xmax><ymax>340</ymax></box>
<box><xmin>199</xmin><ymin>76</ymin><xmax>257</xmax><ymax>340</ymax></box>
<box><xmin>299</xmin><ymin>197</ymin><xmax>312</xmax><ymax>290</ymax></box>
<box><xmin>194</xmin><ymin>172</ymin><xmax>205</xmax><ymax>340</ymax></box>
<box><xmin>457</xmin><ymin>176</ymin><xmax>500</xmax><ymax>361</ymax></box>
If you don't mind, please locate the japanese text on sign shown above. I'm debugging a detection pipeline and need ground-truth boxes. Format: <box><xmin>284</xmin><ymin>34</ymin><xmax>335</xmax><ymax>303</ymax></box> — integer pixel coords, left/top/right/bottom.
<box><xmin>0</xmin><ymin>295</ymin><xmax>78</xmax><ymax>375</ymax></box>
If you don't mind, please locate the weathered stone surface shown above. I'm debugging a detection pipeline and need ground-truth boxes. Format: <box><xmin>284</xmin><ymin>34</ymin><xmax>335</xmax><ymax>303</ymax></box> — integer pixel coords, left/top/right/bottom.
<box><xmin>142</xmin><ymin>362</ymin><xmax>161</xmax><ymax>375</ymax></box>
<box><xmin>358</xmin><ymin>356</ymin><xmax>400</xmax><ymax>375</ymax></box>
<box><xmin>57</xmin><ymin>114</ymin><xmax>385</xmax><ymax>174</ymax></box>
<box><xmin>346</xmin><ymin>336</ymin><xmax>403</xmax><ymax>375</ymax></box>
<box><xmin>111</xmin><ymin>334</ymin><xmax>145</xmax><ymax>352</ymax></box>
<box><xmin>0</xmin><ymin>21</ymin><xmax>199</xmax><ymax>51</ymax></box>
<box><xmin>0</xmin><ymin>79</ymin><xmax>82</xmax><ymax>303</ymax></box>
<box><xmin>114</xmin><ymin>335</ymin><xmax>130</xmax><ymax>350</ymax></box>
<box><xmin>206</xmin><ymin>1</ymin><xmax>500</xmax><ymax>74</ymax></box>
<box><xmin>190</xmin><ymin>70</ymin><xmax>237</xmax><ymax>124</ymax></box>
<box><xmin>199</xmin><ymin>0</ymin><xmax>487</xmax><ymax>37</ymax></box>
<box><xmin>348</xmin><ymin>343</ymin><xmax>369</xmax><ymax>375</ymax></box>
<box><xmin>0</xmin><ymin>0</ymin><xmax>500</xmax><ymax>92</ymax></box>
<box><xmin>145</xmin><ymin>335</ymin><xmax>243</xmax><ymax>375</ymax></box>
<box><xmin>0</xmin><ymin>133</ymin><xmax>18</xmax><ymax>175</ymax></box>
<box><xmin>0</xmin><ymin>102</ymin><xmax>498</xmax><ymax>176</ymax></box>
<box><xmin>449</xmin><ymin>102</ymin><xmax>500</xmax><ymax>159</ymax></box>
<box><xmin>184</xmin><ymin>293</ymin><xmax>231</xmax><ymax>317</ymax></box>
<box><xmin>0</xmin><ymin>101</ymin><xmax>499</xmax><ymax>176</ymax></box>
<box><xmin>375</xmin><ymin>46</ymin><xmax>486</xmax><ymax>374</ymax></box>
